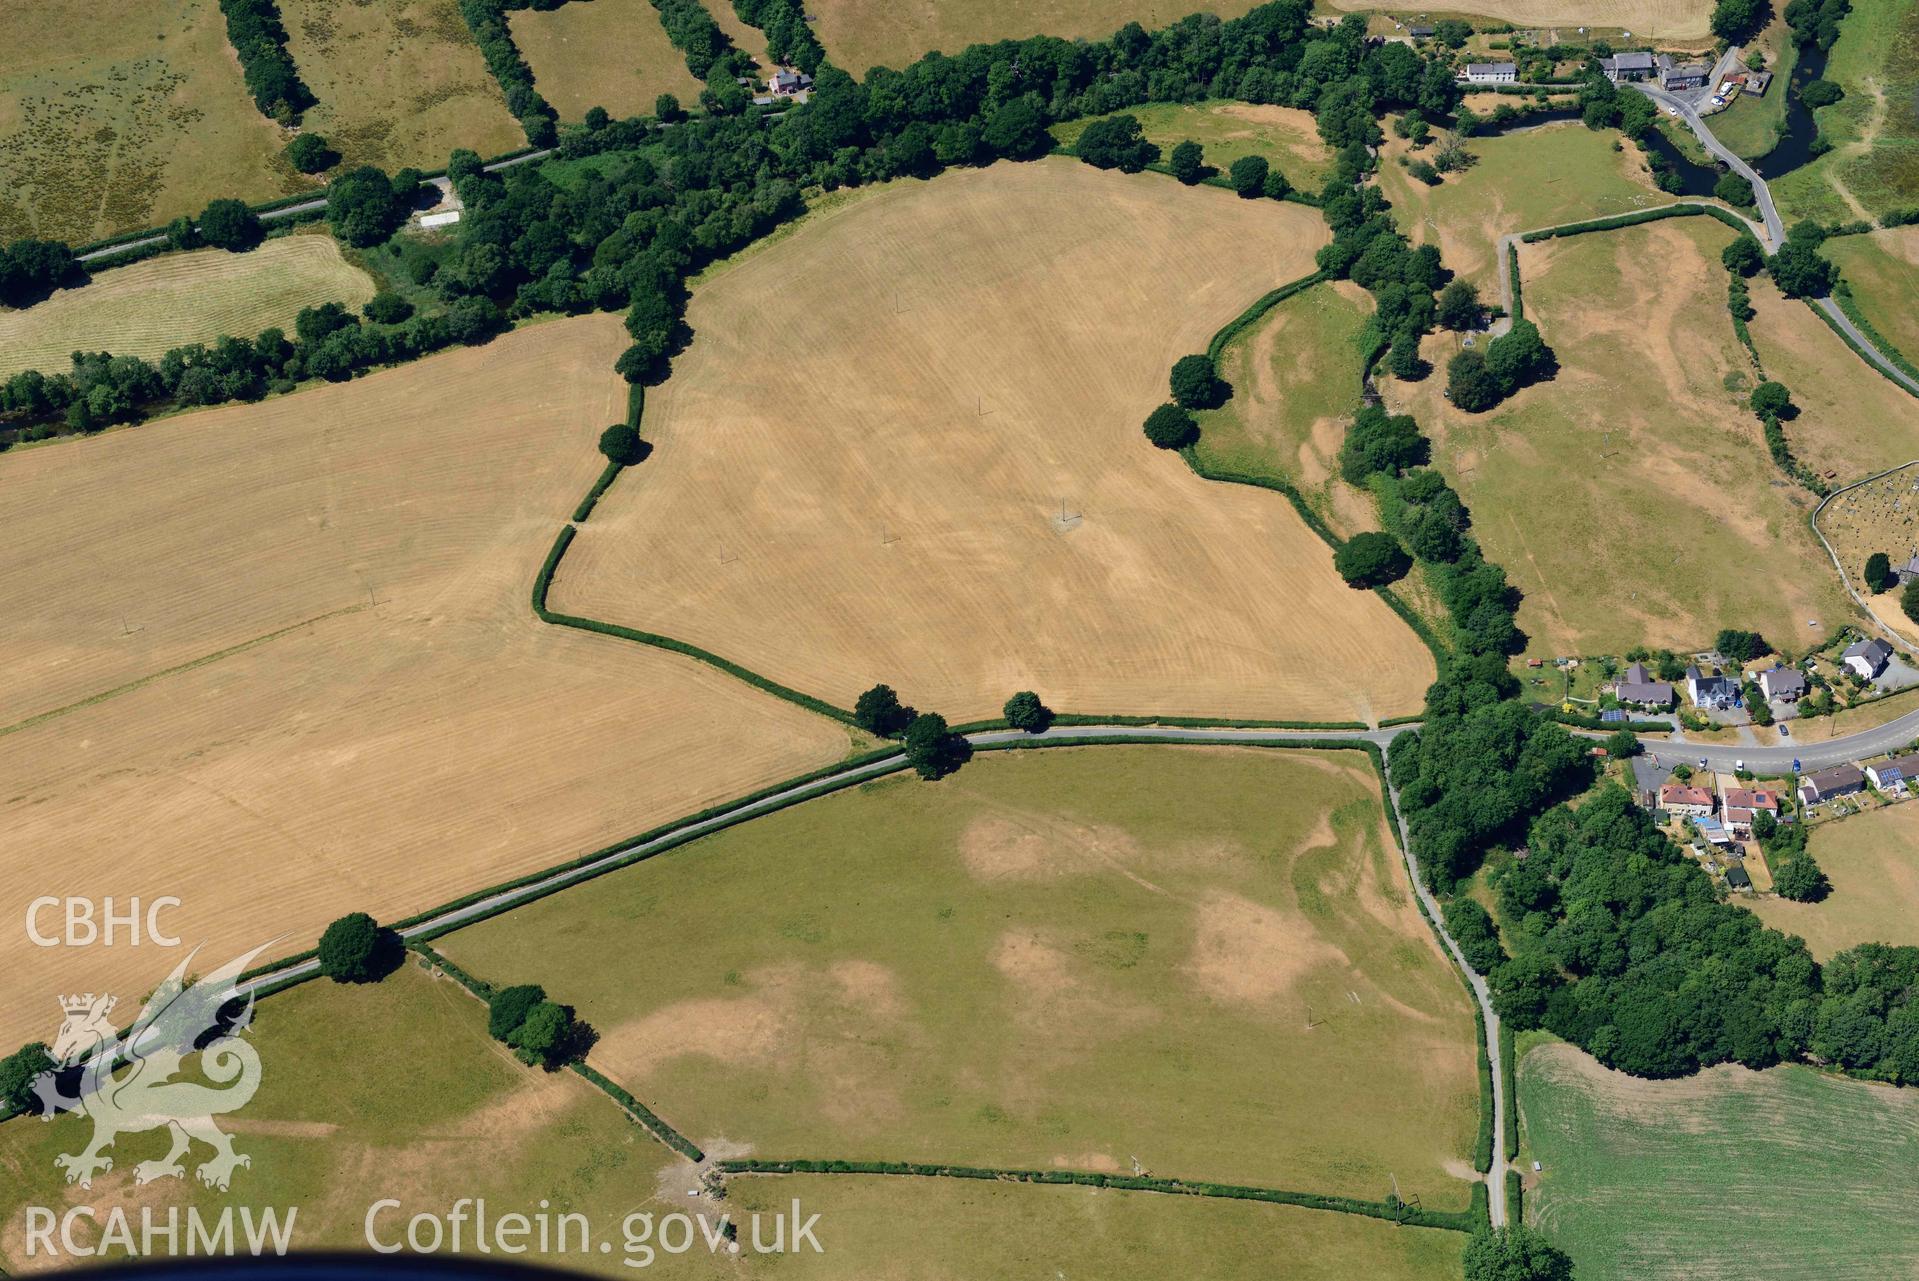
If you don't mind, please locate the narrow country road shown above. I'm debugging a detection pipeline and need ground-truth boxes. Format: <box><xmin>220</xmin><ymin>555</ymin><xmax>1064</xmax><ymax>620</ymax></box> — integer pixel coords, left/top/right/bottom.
<box><xmin>1624</xmin><ymin>703</ymin><xmax>1919</xmax><ymax>775</ymax></box>
<box><xmin>1633</xmin><ymin>82</ymin><xmax>1784</xmax><ymax>248</ymax></box>
<box><xmin>1814</xmin><ymin>295</ymin><xmax>1919</xmax><ymax>394</ymax></box>
<box><xmin>75</xmin><ymin>149</ymin><xmax>554</xmax><ymax>265</ymax></box>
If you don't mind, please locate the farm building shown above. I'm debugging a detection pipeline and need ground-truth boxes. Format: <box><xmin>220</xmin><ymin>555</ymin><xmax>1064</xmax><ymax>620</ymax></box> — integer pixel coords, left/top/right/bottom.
<box><xmin>1409</xmin><ymin>23</ymin><xmax>1436</xmax><ymax>38</ymax></box>
<box><xmin>1798</xmin><ymin>765</ymin><xmax>1866</xmax><ymax>805</ymax></box>
<box><xmin>1462</xmin><ymin>62</ymin><xmax>1518</xmax><ymax>84</ymax></box>
<box><xmin>1842</xmin><ymin>637</ymin><xmax>1893</xmax><ymax>680</ymax></box>
<box><xmin>1657</xmin><ymin>56</ymin><xmax>1710</xmax><ymax>91</ymax></box>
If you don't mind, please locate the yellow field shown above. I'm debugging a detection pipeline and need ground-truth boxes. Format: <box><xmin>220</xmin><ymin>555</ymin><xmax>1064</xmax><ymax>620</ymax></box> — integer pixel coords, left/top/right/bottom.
<box><xmin>1325</xmin><ymin>0</ymin><xmax>1713</xmax><ymax>38</ymax></box>
<box><xmin>1810</xmin><ymin>462</ymin><xmax>1919</xmax><ymax>647</ymax></box>
<box><xmin>556</xmin><ymin>160</ymin><xmax>1433</xmax><ymax>724</ymax></box>
<box><xmin>1744</xmin><ymin>276</ymin><xmax>1919</xmax><ymax>481</ymax></box>
<box><xmin>0</xmin><ymin>0</ymin><xmax>302</xmax><ymax>243</ymax></box>
<box><xmin>510</xmin><ymin>0</ymin><xmax>703</xmax><ymax>121</ymax></box>
<box><xmin>0</xmin><ymin>235</ymin><xmax>375</xmax><ymax>376</ymax></box>
<box><xmin>1752</xmin><ymin>804</ymin><xmax>1919</xmax><ymax>958</ymax></box>
<box><xmin>1387</xmin><ymin>218</ymin><xmax>1855</xmax><ymax>658</ymax></box>
<box><xmin>810</xmin><ymin>0</ymin><xmax>1269</xmax><ymax>74</ymax></box>
<box><xmin>280</xmin><ymin>0</ymin><xmax>522</xmax><ymax>171</ymax></box>
<box><xmin>0</xmin><ymin>315</ymin><xmax>854</xmax><ymax>1052</ymax></box>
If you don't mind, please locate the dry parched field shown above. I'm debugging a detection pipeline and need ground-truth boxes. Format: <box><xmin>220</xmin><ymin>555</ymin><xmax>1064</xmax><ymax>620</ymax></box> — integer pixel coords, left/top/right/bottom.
<box><xmin>1810</xmin><ymin>463</ymin><xmax>1919</xmax><ymax>648</ymax></box>
<box><xmin>279</xmin><ymin>0</ymin><xmax>523</xmax><ymax>171</ymax></box>
<box><xmin>0</xmin><ymin>236</ymin><xmax>375</xmax><ymax>377</ymax></box>
<box><xmin>1389</xmin><ymin>218</ymin><xmax>1853</xmax><ymax>659</ymax></box>
<box><xmin>444</xmin><ymin>746</ymin><xmax>1484</xmax><ymax>1209</ymax></box>
<box><xmin>557</xmin><ymin>160</ymin><xmax>1434</xmax><ymax>724</ymax></box>
<box><xmin>510</xmin><ymin>0</ymin><xmax>704</xmax><ymax>122</ymax></box>
<box><xmin>1323</xmin><ymin>0</ymin><xmax>1713</xmax><ymax>39</ymax></box>
<box><xmin>1751</xmin><ymin>803</ymin><xmax>1919</xmax><ymax>958</ymax></box>
<box><xmin>0</xmin><ymin>315</ymin><xmax>853</xmax><ymax>1052</ymax></box>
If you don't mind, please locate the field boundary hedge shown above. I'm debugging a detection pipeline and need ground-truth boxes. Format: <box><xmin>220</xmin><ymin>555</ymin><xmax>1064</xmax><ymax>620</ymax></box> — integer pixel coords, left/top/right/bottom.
<box><xmin>1500</xmin><ymin>1020</ymin><xmax>1518</xmax><ymax>1159</ymax></box>
<box><xmin>1517</xmin><ymin>201</ymin><xmax>1748</xmax><ymax>244</ymax></box>
<box><xmin>717</xmin><ymin>1158</ymin><xmax>1481</xmax><ymax>1232</ymax></box>
<box><xmin>1803</xmin><ymin>295</ymin><xmax>1919</xmax><ymax>399</ymax></box>
<box><xmin>1830</xmin><ymin>280</ymin><xmax>1919</xmax><ymax>394</ymax></box>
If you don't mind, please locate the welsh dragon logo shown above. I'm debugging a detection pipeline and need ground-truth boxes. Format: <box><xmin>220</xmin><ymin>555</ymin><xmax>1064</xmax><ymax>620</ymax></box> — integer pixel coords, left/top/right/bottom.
<box><xmin>30</xmin><ymin>944</ymin><xmax>274</xmax><ymax>1192</ymax></box>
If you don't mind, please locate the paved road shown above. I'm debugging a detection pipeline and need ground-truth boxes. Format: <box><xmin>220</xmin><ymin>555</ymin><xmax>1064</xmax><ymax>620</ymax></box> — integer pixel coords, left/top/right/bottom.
<box><xmin>75</xmin><ymin>149</ymin><xmax>553</xmax><ymax>264</ymax></box>
<box><xmin>1813</xmin><ymin>295</ymin><xmax>1919</xmax><ymax>394</ymax></box>
<box><xmin>1628</xmin><ymin>703</ymin><xmax>1919</xmax><ymax>774</ymax></box>
<box><xmin>1632</xmin><ymin>82</ymin><xmax>1784</xmax><ymax>248</ymax></box>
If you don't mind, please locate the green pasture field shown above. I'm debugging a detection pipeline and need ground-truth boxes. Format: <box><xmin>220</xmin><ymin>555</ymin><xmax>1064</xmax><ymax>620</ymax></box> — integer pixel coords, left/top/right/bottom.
<box><xmin>1519</xmin><ymin>1041</ymin><xmax>1919</xmax><ymax>1280</ymax></box>
<box><xmin>0</xmin><ymin>0</ymin><xmax>303</xmax><ymax>244</ymax></box>
<box><xmin>512</xmin><ymin>0</ymin><xmax>704</xmax><ymax>122</ymax></box>
<box><xmin>1826</xmin><ymin>226</ymin><xmax>1919</xmax><ymax>370</ymax></box>
<box><xmin>1771</xmin><ymin>0</ymin><xmax>1919</xmax><ymax>224</ymax></box>
<box><xmin>1750</xmin><ymin>800</ymin><xmax>1919</xmax><ymax>958</ymax></box>
<box><xmin>1051</xmin><ymin>100</ymin><xmax>1336</xmax><ymax>190</ymax></box>
<box><xmin>442</xmin><ymin>745</ymin><xmax>1483</xmax><ymax>1210</ymax></box>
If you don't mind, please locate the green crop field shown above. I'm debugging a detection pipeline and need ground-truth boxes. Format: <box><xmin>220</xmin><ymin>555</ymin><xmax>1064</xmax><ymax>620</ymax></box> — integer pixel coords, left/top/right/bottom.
<box><xmin>1519</xmin><ymin>1041</ymin><xmax>1919</xmax><ymax>1280</ymax></box>
<box><xmin>510</xmin><ymin>0</ymin><xmax>704</xmax><ymax>122</ymax></box>
<box><xmin>1772</xmin><ymin>0</ymin><xmax>1919</xmax><ymax>225</ymax></box>
<box><xmin>1052</xmin><ymin>100</ymin><xmax>1337</xmax><ymax>191</ymax></box>
<box><xmin>0</xmin><ymin>235</ymin><xmax>376</xmax><ymax>376</ymax></box>
<box><xmin>442</xmin><ymin>745</ymin><xmax>1483</xmax><ymax>1210</ymax></box>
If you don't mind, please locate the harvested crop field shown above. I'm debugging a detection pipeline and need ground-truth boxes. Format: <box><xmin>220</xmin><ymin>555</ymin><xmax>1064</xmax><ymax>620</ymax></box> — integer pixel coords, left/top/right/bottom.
<box><xmin>443</xmin><ymin>745</ymin><xmax>1484</xmax><ymax>1209</ymax></box>
<box><xmin>0</xmin><ymin>0</ymin><xmax>303</xmax><ymax>244</ymax></box>
<box><xmin>1377</xmin><ymin>123</ymin><xmax>1680</xmax><ymax>299</ymax></box>
<box><xmin>556</xmin><ymin>160</ymin><xmax>1433</xmax><ymax>724</ymax></box>
<box><xmin>1325</xmin><ymin>0</ymin><xmax>1713</xmax><ymax>38</ymax></box>
<box><xmin>510</xmin><ymin>0</ymin><xmax>703</xmax><ymax>122</ymax></box>
<box><xmin>1052</xmin><ymin>101</ymin><xmax>1336</xmax><ymax>191</ymax></box>
<box><xmin>1811</xmin><ymin>462</ymin><xmax>1919</xmax><ymax>647</ymax></box>
<box><xmin>280</xmin><ymin>0</ymin><xmax>522</xmax><ymax>171</ymax></box>
<box><xmin>0</xmin><ymin>235</ymin><xmax>375</xmax><ymax>376</ymax></box>
<box><xmin>1827</xmin><ymin>226</ymin><xmax>1919</xmax><ymax>375</ymax></box>
<box><xmin>1743</xmin><ymin>275</ymin><xmax>1919</xmax><ymax>480</ymax></box>
<box><xmin>1751</xmin><ymin>803</ymin><xmax>1919</xmax><ymax>958</ymax></box>
<box><xmin>0</xmin><ymin>315</ymin><xmax>853</xmax><ymax>1051</ymax></box>
<box><xmin>1519</xmin><ymin>1041</ymin><xmax>1919</xmax><ymax>1280</ymax></box>
<box><xmin>1388</xmin><ymin>217</ymin><xmax>1854</xmax><ymax>658</ymax></box>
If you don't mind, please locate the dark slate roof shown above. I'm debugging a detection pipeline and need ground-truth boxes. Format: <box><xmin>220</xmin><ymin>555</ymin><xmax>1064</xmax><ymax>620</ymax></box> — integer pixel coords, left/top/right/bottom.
<box><xmin>1725</xmin><ymin>864</ymin><xmax>1752</xmax><ymax>889</ymax></box>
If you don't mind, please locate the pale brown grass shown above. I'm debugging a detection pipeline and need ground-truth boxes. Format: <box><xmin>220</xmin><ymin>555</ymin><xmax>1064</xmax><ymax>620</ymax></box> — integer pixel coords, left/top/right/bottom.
<box><xmin>556</xmin><ymin>160</ymin><xmax>1433</xmax><ymax>723</ymax></box>
<box><xmin>510</xmin><ymin>0</ymin><xmax>704</xmax><ymax>121</ymax></box>
<box><xmin>1325</xmin><ymin>0</ymin><xmax>1713</xmax><ymax>39</ymax></box>
<box><xmin>0</xmin><ymin>235</ymin><xmax>374</xmax><ymax>376</ymax></box>
<box><xmin>1811</xmin><ymin>462</ymin><xmax>1919</xmax><ymax>648</ymax></box>
<box><xmin>1752</xmin><ymin>803</ymin><xmax>1919</xmax><ymax>958</ymax></box>
<box><xmin>0</xmin><ymin>316</ymin><xmax>852</xmax><ymax>1050</ymax></box>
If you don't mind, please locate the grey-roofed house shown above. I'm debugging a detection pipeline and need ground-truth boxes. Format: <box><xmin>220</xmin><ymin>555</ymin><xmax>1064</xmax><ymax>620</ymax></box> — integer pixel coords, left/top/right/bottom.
<box><xmin>1798</xmin><ymin>764</ymin><xmax>1866</xmax><ymax>805</ymax></box>
<box><xmin>1892</xmin><ymin>551</ymin><xmax>1919</xmax><ymax>585</ymax></box>
<box><xmin>1865</xmin><ymin>753</ymin><xmax>1919</xmax><ymax>792</ymax></box>
<box><xmin>1843</xmin><ymin>637</ymin><xmax>1894</xmax><ymax>680</ymax></box>
<box><xmin>1685</xmin><ymin>664</ymin><xmax>1741</xmax><ymax>710</ymax></box>
<box><xmin>1601</xmin><ymin>50</ymin><xmax>1658</xmax><ymax>82</ymax></box>
<box><xmin>1462</xmin><ymin>61</ymin><xmax>1518</xmax><ymax>84</ymax></box>
<box><xmin>1658</xmin><ymin>55</ymin><xmax>1710</xmax><ymax>91</ymax></box>
<box><xmin>1724</xmin><ymin>863</ymin><xmax>1753</xmax><ymax>890</ymax></box>
<box><xmin>1615</xmin><ymin>661</ymin><xmax>1674</xmax><ymax>708</ymax></box>
<box><xmin>1409</xmin><ymin>23</ymin><xmax>1436</xmax><ymax>37</ymax></box>
<box><xmin>1757</xmin><ymin>666</ymin><xmax>1808</xmax><ymax>702</ymax></box>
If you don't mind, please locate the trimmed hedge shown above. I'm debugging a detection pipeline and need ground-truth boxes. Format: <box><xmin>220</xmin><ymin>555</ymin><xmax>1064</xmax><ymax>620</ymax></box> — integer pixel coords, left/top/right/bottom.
<box><xmin>571</xmin><ymin>462</ymin><xmax>624</xmax><ymax>522</ymax></box>
<box><xmin>717</xmin><ymin>1159</ymin><xmax>1479</xmax><ymax>1232</ymax></box>
<box><xmin>1472</xmin><ymin>1003</ymin><xmax>1494</xmax><ymax>1174</ymax></box>
<box><xmin>1506</xmin><ymin>242</ymin><xmax>1523</xmax><ymax>322</ymax></box>
<box><xmin>1518</xmin><ymin>202</ymin><xmax>1748</xmax><ymax>244</ymax></box>
<box><xmin>573</xmin><ymin>1062</ymin><xmax>706</xmax><ymax>1162</ymax></box>
<box><xmin>1500</xmin><ymin>1020</ymin><xmax>1518</xmax><ymax>1159</ymax></box>
<box><xmin>1804</xmin><ymin>295</ymin><xmax>1919</xmax><ymax>399</ymax></box>
<box><xmin>1831</xmin><ymin>281</ymin><xmax>1919</xmax><ymax>392</ymax></box>
<box><xmin>1506</xmin><ymin>1167</ymin><xmax>1523</xmax><ymax>1222</ymax></box>
<box><xmin>1206</xmin><ymin>271</ymin><xmax>1328</xmax><ymax>363</ymax></box>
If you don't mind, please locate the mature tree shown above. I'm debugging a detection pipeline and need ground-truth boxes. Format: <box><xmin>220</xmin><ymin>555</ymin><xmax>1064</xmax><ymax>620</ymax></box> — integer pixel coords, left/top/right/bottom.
<box><xmin>655</xmin><ymin>92</ymin><xmax>685</xmax><ymax>122</ymax></box>
<box><xmin>165</xmin><ymin>215</ymin><xmax>199</xmax><ymax>251</ymax></box>
<box><xmin>326</xmin><ymin>165</ymin><xmax>412</xmax><ymax>248</ymax></box>
<box><xmin>1437</xmin><ymin>279</ymin><xmax>1483</xmax><ymax>331</ymax></box>
<box><xmin>1003</xmin><ymin>690</ymin><xmax>1053</xmax><ymax>733</ymax></box>
<box><xmin>903</xmin><ymin>712</ymin><xmax>969</xmax><ymax>779</ymax></box>
<box><xmin>0</xmin><ymin>237</ymin><xmax>82</xmax><ymax>307</ymax></box>
<box><xmin>284</xmin><ymin>132</ymin><xmax>338</xmax><ymax>174</ymax></box>
<box><xmin>1143</xmin><ymin>403</ymin><xmax>1199</xmax><ymax>449</ymax></box>
<box><xmin>1462</xmin><ymin>1224</ymin><xmax>1576</xmax><ymax>1281</ymax></box>
<box><xmin>0</xmin><ymin>1043</ymin><xmax>54</xmax><ymax>1114</ymax></box>
<box><xmin>1334</xmin><ymin>531</ymin><xmax>1412</xmax><ymax>588</ymax></box>
<box><xmin>1169</xmin><ymin>354</ymin><xmax>1227</xmax><ymax>409</ymax></box>
<box><xmin>1769</xmin><ymin>232</ymin><xmax>1838</xmax><ymax>298</ymax></box>
<box><xmin>1800</xmin><ymin>78</ymin><xmax>1843</xmax><ymax>108</ymax></box>
<box><xmin>854</xmin><ymin>683</ymin><xmax>912</xmax><ymax>736</ymax></box>
<box><xmin>1715</xmin><ymin>628</ymin><xmax>1771</xmax><ymax>661</ymax></box>
<box><xmin>363</xmin><ymin>293</ymin><xmax>414</xmax><ymax>324</ymax></box>
<box><xmin>1711</xmin><ymin>0</ymin><xmax>1764</xmax><ymax>41</ymax></box>
<box><xmin>1442</xmin><ymin>897</ymin><xmax>1506</xmax><ymax>973</ymax></box>
<box><xmin>1714</xmin><ymin>171</ymin><xmax>1757</xmax><ymax>207</ymax></box>
<box><xmin>1228</xmin><ymin>154</ymin><xmax>1270</xmax><ymax>197</ymax></box>
<box><xmin>1435</xmin><ymin>18</ymin><xmax>1473</xmax><ymax>46</ymax></box>
<box><xmin>1485</xmin><ymin>318</ymin><xmax>1555</xmax><ymax>391</ymax></box>
<box><xmin>1902</xmin><ymin>577</ymin><xmax>1919</xmax><ymax>625</ymax></box>
<box><xmin>1752</xmin><ymin>809</ymin><xmax>1778</xmax><ymax>841</ymax></box>
<box><xmin>1262</xmin><ymin>168</ymin><xmax>1293</xmax><ymax>201</ymax></box>
<box><xmin>1750</xmin><ymin>380</ymin><xmax>1794</xmax><ymax>419</ymax></box>
<box><xmin>1722</xmin><ymin>234</ymin><xmax>1765</xmax><ymax>277</ymax></box>
<box><xmin>598</xmin><ymin>423</ymin><xmax>646</xmax><ymax>465</ymax></box>
<box><xmin>1339</xmin><ymin>404</ymin><xmax>1427</xmax><ymax>481</ymax></box>
<box><xmin>1773</xmin><ymin>856</ymin><xmax>1830</xmax><ymax>902</ymax></box>
<box><xmin>1074</xmin><ymin>114</ymin><xmax>1159</xmax><ymax>172</ymax></box>
<box><xmin>1865</xmin><ymin>552</ymin><xmax>1894</xmax><ymax>594</ymax></box>
<box><xmin>507</xmin><ymin>1000</ymin><xmax>597</xmax><ymax>1069</ymax></box>
<box><xmin>197</xmin><ymin>198</ymin><xmax>264</xmax><ymax>251</ymax></box>
<box><xmin>1168</xmin><ymin>139</ymin><xmax>1205</xmax><ymax>184</ymax></box>
<box><xmin>316</xmin><ymin>912</ymin><xmax>400</xmax><ymax>983</ymax></box>
<box><xmin>1447</xmin><ymin>348</ymin><xmax>1502</xmax><ymax>412</ymax></box>
<box><xmin>1604</xmin><ymin>728</ymin><xmax>1640</xmax><ymax>758</ymax></box>
<box><xmin>488</xmin><ymin>984</ymin><xmax>547</xmax><ymax>1040</ymax></box>
<box><xmin>1388</xmin><ymin>330</ymin><xmax>1427</xmax><ymax>380</ymax></box>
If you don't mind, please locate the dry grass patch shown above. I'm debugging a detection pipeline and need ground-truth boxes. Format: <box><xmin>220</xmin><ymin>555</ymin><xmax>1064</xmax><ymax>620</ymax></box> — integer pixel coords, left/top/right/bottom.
<box><xmin>810</xmin><ymin>0</ymin><xmax>1269</xmax><ymax>73</ymax></box>
<box><xmin>511</xmin><ymin>0</ymin><xmax>704</xmax><ymax>121</ymax></box>
<box><xmin>1751</xmin><ymin>803</ymin><xmax>1919</xmax><ymax>958</ymax></box>
<box><xmin>0</xmin><ymin>235</ymin><xmax>374</xmax><ymax>376</ymax></box>
<box><xmin>1053</xmin><ymin>100</ymin><xmax>1336</xmax><ymax>190</ymax></box>
<box><xmin>280</xmin><ymin>0</ymin><xmax>522</xmax><ymax>171</ymax></box>
<box><xmin>1743</xmin><ymin>274</ymin><xmax>1919</xmax><ymax>480</ymax></box>
<box><xmin>0</xmin><ymin>0</ymin><xmax>303</xmax><ymax>243</ymax></box>
<box><xmin>1811</xmin><ymin>462</ymin><xmax>1919</xmax><ymax>647</ymax></box>
<box><xmin>1324</xmin><ymin>0</ymin><xmax>1712</xmax><ymax>38</ymax></box>
<box><xmin>444</xmin><ymin>745</ymin><xmax>1483</xmax><ymax>1208</ymax></box>
<box><xmin>0</xmin><ymin>315</ymin><xmax>852</xmax><ymax>1051</ymax></box>
<box><xmin>556</xmin><ymin>160</ymin><xmax>1432</xmax><ymax>723</ymax></box>
<box><xmin>1385</xmin><ymin>218</ymin><xmax>1854</xmax><ymax>658</ymax></box>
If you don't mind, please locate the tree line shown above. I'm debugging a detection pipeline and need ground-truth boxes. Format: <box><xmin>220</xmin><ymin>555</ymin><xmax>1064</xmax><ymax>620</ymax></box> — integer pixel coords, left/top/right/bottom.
<box><xmin>457</xmin><ymin>0</ymin><xmax>562</xmax><ymax>145</ymax></box>
<box><xmin>731</xmin><ymin>0</ymin><xmax>825</xmax><ymax>74</ymax></box>
<box><xmin>218</xmin><ymin>0</ymin><xmax>314</xmax><ymax>123</ymax></box>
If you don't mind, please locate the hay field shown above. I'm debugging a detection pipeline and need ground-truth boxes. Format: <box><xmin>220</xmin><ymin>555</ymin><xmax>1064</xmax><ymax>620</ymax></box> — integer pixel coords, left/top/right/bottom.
<box><xmin>1324</xmin><ymin>0</ymin><xmax>1713</xmax><ymax>38</ymax></box>
<box><xmin>0</xmin><ymin>316</ymin><xmax>853</xmax><ymax>1052</ymax></box>
<box><xmin>1519</xmin><ymin>1042</ymin><xmax>1919</xmax><ymax>1280</ymax></box>
<box><xmin>1827</xmin><ymin>226</ymin><xmax>1919</xmax><ymax>374</ymax></box>
<box><xmin>0</xmin><ymin>0</ymin><xmax>301</xmax><ymax>244</ymax></box>
<box><xmin>556</xmin><ymin>160</ymin><xmax>1434</xmax><ymax>724</ymax></box>
<box><xmin>0</xmin><ymin>236</ymin><xmax>375</xmax><ymax>377</ymax></box>
<box><xmin>511</xmin><ymin>0</ymin><xmax>704</xmax><ymax>121</ymax></box>
<box><xmin>1812</xmin><ymin>463</ymin><xmax>1919</xmax><ymax>647</ymax></box>
<box><xmin>1052</xmin><ymin>101</ymin><xmax>1337</xmax><ymax>191</ymax></box>
<box><xmin>1751</xmin><ymin>803</ymin><xmax>1919</xmax><ymax>957</ymax></box>
<box><xmin>280</xmin><ymin>0</ymin><xmax>522</xmax><ymax>171</ymax></box>
<box><xmin>809</xmin><ymin>0</ymin><xmax>1269</xmax><ymax>73</ymax></box>
<box><xmin>1744</xmin><ymin>274</ymin><xmax>1919</xmax><ymax>481</ymax></box>
<box><xmin>1377</xmin><ymin>124</ymin><xmax>1680</xmax><ymax>299</ymax></box>
<box><xmin>444</xmin><ymin>746</ymin><xmax>1484</xmax><ymax>1209</ymax></box>
<box><xmin>1385</xmin><ymin>218</ymin><xmax>1854</xmax><ymax>659</ymax></box>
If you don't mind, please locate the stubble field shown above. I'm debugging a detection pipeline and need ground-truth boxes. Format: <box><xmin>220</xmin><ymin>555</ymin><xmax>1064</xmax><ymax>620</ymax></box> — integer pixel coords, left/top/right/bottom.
<box><xmin>279</xmin><ymin>0</ymin><xmax>522</xmax><ymax>171</ymax></box>
<box><xmin>554</xmin><ymin>160</ymin><xmax>1435</xmax><ymax>725</ymax></box>
<box><xmin>1519</xmin><ymin>1041</ymin><xmax>1919</xmax><ymax>1280</ymax></box>
<box><xmin>1388</xmin><ymin>218</ymin><xmax>1854</xmax><ymax>658</ymax></box>
<box><xmin>0</xmin><ymin>316</ymin><xmax>853</xmax><ymax>1052</ymax></box>
<box><xmin>0</xmin><ymin>235</ymin><xmax>375</xmax><ymax>376</ymax></box>
<box><xmin>0</xmin><ymin>0</ymin><xmax>301</xmax><ymax>243</ymax></box>
<box><xmin>442</xmin><ymin>745</ymin><xmax>1484</xmax><ymax>1210</ymax></box>
<box><xmin>1750</xmin><ymin>802</ymin><xmax>1919</xmax><ymax>957</ymax></box>
<box><xmin>510</xmin><ymin>0</ymin><xmax>704</xmax><ymax>122</ymax></box>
